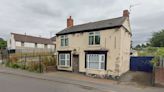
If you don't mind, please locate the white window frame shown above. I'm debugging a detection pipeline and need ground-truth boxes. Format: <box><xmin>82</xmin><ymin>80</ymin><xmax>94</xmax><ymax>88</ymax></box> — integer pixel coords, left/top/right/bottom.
<box><xmin>44</xmin><ymin>44</ymin><xmax>48</xmax><ymax>48</ymax></box>
<box><xmin>87</xmin><ymin>54</ymin><xmax>105</xmax><ymax>70</ymax></box>
<box><xmin>59</xmin><ymin>53</ymin><xmax>70</xmax><ymax>67</ymax></box>
<box><xmin>21</xmin><ymin>42</ymin><xmax>24</xmax><ymax>47</ymax></box>
<box><xmin>35</xmin><ymin>43</ymin><xmax>37</xmax><ymax>48</ymax></box>
<box><xmin>89</xmin><ymin>32</ymin><xmax>100</xmax><ymax>45</ymax></box>
<box><xmin>61</xmin><ymin>35</ymin><xmax>68</xmax><ymax>47</ymax></box>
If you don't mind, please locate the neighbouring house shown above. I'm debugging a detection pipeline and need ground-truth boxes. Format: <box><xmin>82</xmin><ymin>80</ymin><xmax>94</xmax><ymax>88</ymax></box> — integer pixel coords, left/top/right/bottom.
<box><xmin>7</xmin><ymin>33</ymin><xmax>55</xmax><ymax>53</ymax></box>
<box><xmin>50</xmin><ymin>36</ymin><xmax>56</xmax><ymax>53</ymax></box>
<box><xmin>56</xmin><ymin>10</ymin><xmax>131</xmax><ymax>77</ymax></box>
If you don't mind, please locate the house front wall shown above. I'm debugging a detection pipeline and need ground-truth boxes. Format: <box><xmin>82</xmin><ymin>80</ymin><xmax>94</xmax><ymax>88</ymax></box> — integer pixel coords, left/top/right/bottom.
<box><xmin>15</xmin><ymin>42</ymin><xmax>54</xmax><ymax>53</ymax></box>
<box><xmin>15</xmin><ymin>41</ymin><xmax>54</xmax><ymax>48</ymax></box>
<box><xmin>56</xmin><ymin>18</ymin><xmax>131</xmax><ymax>76</ymax></box>
<box><xmin>7</xmin><ymin>34</ymin><xmax>16</xmax><ymax>50</ymax></box>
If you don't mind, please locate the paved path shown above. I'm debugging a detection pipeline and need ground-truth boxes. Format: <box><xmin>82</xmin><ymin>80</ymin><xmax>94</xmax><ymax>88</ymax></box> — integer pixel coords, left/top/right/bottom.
<box><xmin>0</xmin><ymin>66</ymin><xmax>163</xmax><ymax>92</ymax></box>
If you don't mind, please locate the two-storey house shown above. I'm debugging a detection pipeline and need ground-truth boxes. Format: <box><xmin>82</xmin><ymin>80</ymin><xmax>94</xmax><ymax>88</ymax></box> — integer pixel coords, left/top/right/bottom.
<box><xmin>56</xmin><ymin>10</ymin><xmax>131</xmax><ymax>77</ymax></box>
<box><xmin>7</xmin><ymin>33</ymin><xmax>55</xmax><ymax>53</ymax></box>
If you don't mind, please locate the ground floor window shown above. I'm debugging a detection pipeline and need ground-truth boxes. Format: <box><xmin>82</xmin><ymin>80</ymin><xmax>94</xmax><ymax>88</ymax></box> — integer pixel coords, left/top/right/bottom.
<box><xmin>86</xmin><ymin>54</ymin><xmax>105</xmax><ymax>69</ymax></box>
<box><xmin>59</xmin><ymin>53</ymin><xmax>70</xmax><ymax>66</ymax></box>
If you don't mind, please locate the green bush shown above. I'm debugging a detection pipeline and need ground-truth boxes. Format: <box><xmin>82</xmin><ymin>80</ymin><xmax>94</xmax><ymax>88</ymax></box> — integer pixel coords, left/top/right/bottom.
<box><xmin>42</xmin><ymin>56</ymin><xmax>56</xmax><ymax>66</ymax></box>
<box><xmin>26</xmin><ymin>61</ymin><xmax>43</xmax><ymax>73</ymax></box>
<box><xmin>4</xmin><ymin>54</ymin><xmax>56</xmax><ymax>73</ymax></box>
<box><xmin>150</xmin><ymin>48</ymin><xmax>164</xmax><ymax>66</ymax></box>
<box><xmin>10</xmin><ymin>63</ymin><xmax>20</xmax><ymax>69</ymax></box>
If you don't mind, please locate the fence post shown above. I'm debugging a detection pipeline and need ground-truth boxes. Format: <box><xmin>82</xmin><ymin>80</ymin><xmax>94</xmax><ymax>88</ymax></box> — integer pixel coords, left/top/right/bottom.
<box><xmin>39</xmin><ymin>55</ymin><xmax>42</xmax><ymax>73</ymax></box>
<box><xmin>24</xmin><ymin>55</ymin><xmax>26</xmax><ymax>69</ymax></box>
<box><xmin>8</xmin><ymin>50</ymin><xmax>10</xmax><ymax>65</ymax></box>
<box><xmin>152</xmin><ymin>66</ymin><xmax>155</xmax><ymax>86</ymax></box>
<box><xmin>1</xmin><ymin>50</ymin><xmax>3</xmax><ymax>64</ymax></box>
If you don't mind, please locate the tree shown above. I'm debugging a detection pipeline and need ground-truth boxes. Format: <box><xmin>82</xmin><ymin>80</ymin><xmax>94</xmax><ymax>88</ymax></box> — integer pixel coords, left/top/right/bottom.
<box><xmin>150</xmin><ymin>29</ymin><xmax>164</xmax><ymax>47</ymax></box>
<box><xmin>134</xmin><ymin>44</ymin><xmax>142</xmax><ymax>50</ymax></box>
<box><xmin>0</xmin><ymin>38</ymin><xmax>7</xmax><ymax>49</ymax></box>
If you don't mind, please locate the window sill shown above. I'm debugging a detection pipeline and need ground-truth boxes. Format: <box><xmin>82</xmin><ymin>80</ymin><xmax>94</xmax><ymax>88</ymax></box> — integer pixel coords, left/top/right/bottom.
<box><xmin>88</xmin><ymin>45</ymin><xmax>101</xmax><ymax>47</ymax></box>
<box><xmin>60</xmin><ymin>46</ymin><xmax>69</xmax><ymax>48</ymax></box>
<box><xmin>59</xmin><ymin>65</ymin><xmax>71</xmax><ymax>68</ymax></box>
<box><xmin>86</xmin><ymin>68</ymin><xmax>105</xmax><ymax>71</ymax></box>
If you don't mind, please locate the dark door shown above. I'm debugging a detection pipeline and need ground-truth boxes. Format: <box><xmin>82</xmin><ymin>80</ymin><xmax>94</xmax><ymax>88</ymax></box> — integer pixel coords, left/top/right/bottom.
<box><xmin>73</xmin><ymin>55</ymin><xmax>79</xmax><ymax>73</ymax></box>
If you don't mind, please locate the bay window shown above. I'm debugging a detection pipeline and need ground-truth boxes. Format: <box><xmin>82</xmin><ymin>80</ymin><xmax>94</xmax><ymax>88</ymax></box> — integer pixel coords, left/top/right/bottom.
<box><xmin>59</xmin><ymin>53</ymin><xmax>70</xmax><ymax>66</ymax></box>
<box><xmin>87</xmin><ymin>54</ymin><xmax>105</xmax><ymax>69</ymax></box>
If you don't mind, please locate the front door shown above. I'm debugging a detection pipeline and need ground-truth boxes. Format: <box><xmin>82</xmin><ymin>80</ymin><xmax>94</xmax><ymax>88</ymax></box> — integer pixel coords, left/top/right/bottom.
<box><xmin>73</xmin><ymin>55</ymin><xmax>79</xmax><ymax>73</ymax></box>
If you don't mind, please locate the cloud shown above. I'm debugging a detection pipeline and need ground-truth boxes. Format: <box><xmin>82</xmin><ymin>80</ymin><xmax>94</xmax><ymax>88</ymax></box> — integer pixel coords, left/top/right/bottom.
<box><xmin>0</xmin><ymin>0</ymin><xmax>164</xmax><ymax>47</ymax></box>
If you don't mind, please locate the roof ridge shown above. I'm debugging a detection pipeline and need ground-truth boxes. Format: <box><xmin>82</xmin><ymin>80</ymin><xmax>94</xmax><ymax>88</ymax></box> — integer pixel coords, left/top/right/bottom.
<box><xmin>64</xmin><ymin>16</ymin><xmax>124</xmax><ymax>30</ymax></box>
<box><xmin>56</xmin><ymin>16</ymin><xmax>127</xmax><ymax>35</ymax></box>
<box><xmin>11</xmin><ymin>32</ymin><xmax>50</xmax><ymax>40</ymax></box>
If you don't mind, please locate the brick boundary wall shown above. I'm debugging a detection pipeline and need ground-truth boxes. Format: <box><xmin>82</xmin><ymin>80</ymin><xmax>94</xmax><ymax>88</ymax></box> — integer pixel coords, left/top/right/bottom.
<box><xmin>155</xmin><ymin>67</ymin><xmax>164</xmax><ymax>86</ymax></box>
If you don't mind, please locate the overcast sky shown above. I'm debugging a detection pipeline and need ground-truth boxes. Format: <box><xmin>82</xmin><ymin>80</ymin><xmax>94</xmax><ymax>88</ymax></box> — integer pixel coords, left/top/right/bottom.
<box><xmin>0</xmin><ymin>0</ymin><xmax>164</xmax><ymax>46</ymax></box>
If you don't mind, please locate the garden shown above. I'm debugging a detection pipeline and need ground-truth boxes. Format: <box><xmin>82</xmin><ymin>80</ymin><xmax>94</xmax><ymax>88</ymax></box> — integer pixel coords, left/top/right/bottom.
<box><xmin>3</xmin><ymin>53</ymin><xmax>57</xmax><ymax>73</ymax></box>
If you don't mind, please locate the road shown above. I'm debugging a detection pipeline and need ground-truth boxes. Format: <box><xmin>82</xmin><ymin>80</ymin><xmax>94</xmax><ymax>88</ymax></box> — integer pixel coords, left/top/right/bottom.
<box><xmin>0</xmin><ymin>70</ymin><xmax>164</xmax><ymax>92</ymax></box>
<box><xmin>0</xmin><ymin>73</ymin><xmax>103</xmax><ymax>92</ymax></box>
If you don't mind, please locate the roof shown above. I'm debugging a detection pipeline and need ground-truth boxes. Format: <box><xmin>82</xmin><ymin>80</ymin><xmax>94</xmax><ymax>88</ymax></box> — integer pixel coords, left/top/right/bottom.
<box><xmin>50</xmin><ymin>36</ymin><xmax>56</xmax><ymax>41</ymax></box>
<box><xmin>11</xmin><ymin>33</ymin><xmax>54</xmax><ymax>45</ymax></box>
<box><xmin>56</xmin><ymin>17</ymin><xmax>126</xmax><ymax>35</ymax></box>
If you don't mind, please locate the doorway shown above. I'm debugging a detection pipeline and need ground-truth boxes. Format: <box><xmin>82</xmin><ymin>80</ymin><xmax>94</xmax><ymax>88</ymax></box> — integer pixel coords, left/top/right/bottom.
<box><xmin>73</xmin><ymin>55</ymin><xmax>79</xmax><ymax>73</ymax></box>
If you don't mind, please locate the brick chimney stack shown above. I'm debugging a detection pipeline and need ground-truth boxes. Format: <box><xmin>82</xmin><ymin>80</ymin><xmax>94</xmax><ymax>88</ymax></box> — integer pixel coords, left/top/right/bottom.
<box><xmin>123</xmin><ymin>10</ymin><xmax>130</xmax><ymax>17</ymax></box>
<box><xmin>67</xmin><ymin>16</ymin><xmax>74</xmax><ymax>28</ymax></box>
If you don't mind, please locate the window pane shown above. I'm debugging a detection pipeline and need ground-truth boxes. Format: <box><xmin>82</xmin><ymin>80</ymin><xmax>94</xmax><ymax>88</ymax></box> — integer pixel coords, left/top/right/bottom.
<box><xmin>100</xmin><ymin>62</ymin><xmax>105</xmax><ymax>69</ymax></box>
<box><xmin>60</xmin><ymin>60</ymin><xmax>65</xmax><ymax>65</ymax></box>
<box><xmin>95</xmin><ymin>35</ymin><xmax>100</xmax><ymax>44</ymax></box>
<box><xmin>67</xmin><ymin>60</ymin><xmax>70</xmax><ymax>66</ymax></box>
<box><xmin>89</xmin><ymin>62</ymin><xmax>99</xmax><ymax>69</ymax></box>
<box><xmin>65</xmin><ymin>38</ymin><xmax>68</xmax><ymax>46</ymax></box>
<box><xmin>61</xmin><ymin>39</ymin><xmax>64</xmax><ymax>46</ymax></box>
<box><xmin>101</xmin><ymin>55</ymin><xmax>105</xmax><ymax>61</ymax></box>
<box><xmin>60</xmin><ymin>54</ymin><xmax>65</xmax><ymax>59</ymax></box>
<box><xmin>66</xmin><ymin>54</ymin><xmax>70</xmax><ymax>60</ymax></box>
<box><xmin>89</xmin><ymin>36</ymin><xmax>94</xmax><ymax>45</ymax></box>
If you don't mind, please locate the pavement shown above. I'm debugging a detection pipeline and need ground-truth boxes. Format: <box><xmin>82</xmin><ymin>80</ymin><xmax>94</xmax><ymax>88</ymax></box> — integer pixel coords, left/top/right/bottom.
<box><xmin>0</xmin><ymin>65</ymin><xmax>164</xmax><ymax>92</ymax></box>
<box><xmin>119</xmin><ymin>71</ymin><xmax>153</xmax><ymax>87</ymax></box>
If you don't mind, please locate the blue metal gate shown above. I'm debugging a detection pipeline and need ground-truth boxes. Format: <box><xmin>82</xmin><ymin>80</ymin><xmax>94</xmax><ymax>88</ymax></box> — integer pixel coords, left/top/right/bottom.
<box><xmin>130</xmin><ymin>56</ymin><xmax>154</xmax><ymax>72</ymax></box>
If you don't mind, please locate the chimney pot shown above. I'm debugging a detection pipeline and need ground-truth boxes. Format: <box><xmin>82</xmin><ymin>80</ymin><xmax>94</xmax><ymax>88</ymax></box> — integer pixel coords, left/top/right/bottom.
<box><xmin>123</xmin><ymin>10</ymin><xmax>129</xmax><ymax>17</ymax></box>
<box><xmin>67</xmin><ymin>16</ymin><xmax>74</xmax><ymax>28</ymax></box>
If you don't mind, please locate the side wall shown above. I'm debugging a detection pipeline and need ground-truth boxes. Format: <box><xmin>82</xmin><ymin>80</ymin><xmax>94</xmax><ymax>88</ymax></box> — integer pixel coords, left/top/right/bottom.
<box><xmin>119</xmin><ymin>18</ymin><xmax>131</xmax><ymax>75</ymax></box>
<box><xmin>7</xmin><ymin>34</ymin><xmax>16</xmax><ymax>50</ymax></box>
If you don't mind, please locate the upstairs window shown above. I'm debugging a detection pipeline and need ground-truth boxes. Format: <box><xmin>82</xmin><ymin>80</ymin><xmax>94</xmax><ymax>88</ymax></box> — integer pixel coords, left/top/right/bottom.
<box><xmin>61</xmin><ymin>35</ymin><xmax>68</xmax><ymax>46</ymax></box>
<box><xmin>35</xmin><ymin>43</ymin><xmax>37</xmax><ymax>48</ymax></box>
<box><xmin>44</xmin><ymin>44</ymin><xmax>47</xmax><ymax>48</ymax></box>
<box><xmin>89</xmin><ymin>32</ymin><xmax>100</xmax><ymax>45</ymax></box>
<box><xmin>21</xmin><ymin>42</ymin><xmax>24</xmax><ymax>47</ymax></box>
